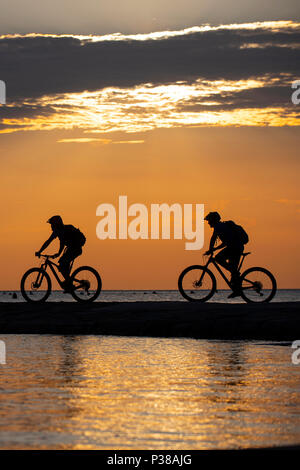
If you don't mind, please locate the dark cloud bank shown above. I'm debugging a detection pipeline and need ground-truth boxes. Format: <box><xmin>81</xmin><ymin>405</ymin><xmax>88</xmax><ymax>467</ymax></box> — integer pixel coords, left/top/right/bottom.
<box><xmin>0</xmin><ymin>24</ymin><xmax>299</xmax><ymax>127</ymax></box>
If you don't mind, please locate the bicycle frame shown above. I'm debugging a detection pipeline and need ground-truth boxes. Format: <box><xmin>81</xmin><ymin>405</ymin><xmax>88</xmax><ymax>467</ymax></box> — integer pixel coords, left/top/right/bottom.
<box><xmin>39</xmin><ymin>255</ymin><xmax>74</xmax><ymax>288</ymax></box>
<box><xmin>200</xmin><ymin>252</ymin><xmax>248</xmax><ymax>287</ymax></box>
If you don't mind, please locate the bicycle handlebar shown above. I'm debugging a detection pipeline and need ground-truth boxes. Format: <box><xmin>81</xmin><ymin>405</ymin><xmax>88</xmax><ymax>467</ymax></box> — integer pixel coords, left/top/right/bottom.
<box><xmin>35</xmin><ymin>253</ymin><xmax>52</xmax><ymax>259</ymax></box>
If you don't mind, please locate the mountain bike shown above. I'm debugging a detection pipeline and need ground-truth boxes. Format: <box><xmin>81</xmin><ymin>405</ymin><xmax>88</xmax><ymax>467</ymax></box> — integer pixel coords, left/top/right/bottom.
<box><xmin>178</xmin><ymin>252</ymin><xmax>277</xmax><ymax>303</ymax></box>
<box><xmin>21</xmin><ymin>254</ymin><xmax>102</xmax><ymax>303</ymax></box>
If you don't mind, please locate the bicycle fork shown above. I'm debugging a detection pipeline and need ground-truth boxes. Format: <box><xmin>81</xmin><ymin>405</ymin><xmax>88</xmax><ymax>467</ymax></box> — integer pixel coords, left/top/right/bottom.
<box><xmin>194</xmin><ymin>268</ymin><xmax>207</xmax><ymax>288</ymax></box>
<box><xmin>32</xmin><ymin>270</ymin><xmax>45</xmax><ymax>289</ymax></box>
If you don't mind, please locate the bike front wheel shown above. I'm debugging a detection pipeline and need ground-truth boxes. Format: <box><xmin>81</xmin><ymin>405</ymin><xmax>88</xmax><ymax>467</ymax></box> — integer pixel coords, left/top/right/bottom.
<box><xmin>240</xmin><ymin>267</ymin><xmax>277</xmax><ymax>303</ymax></box>
<box><xmin>20</xmin><ymin>268</ymin><xmax>52</xmax><ymax>302</ymax></box>
<box><xmin>70</xmin><ymin>266</ymin><xmax>102</xmax><ymax>302</ymax></box>
<box><xmin>178</xmin><ymin>265</ymin><xmax>216</xmax><ymax>302</ymax></box>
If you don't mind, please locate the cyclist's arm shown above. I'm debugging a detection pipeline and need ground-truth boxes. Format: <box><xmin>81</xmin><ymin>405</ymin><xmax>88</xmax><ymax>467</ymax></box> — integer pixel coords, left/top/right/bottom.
<box><xmin>57</xmin><ymin>240</ymin><xmax>65</xmax><ymax>256</ymax></box>
<box><xmin>204</xmin><ymin>232</ymin><xmax>216</xmax><ymax>255</ymax></box>
<box><xmin>52</xmin><ymin>239</ymin><xmax>65</xmax><ymax>259</ymax></box>
<box><xmin>37</xmin><ymin>233</ymin><xmax>56</xmax><ymax>254</ymax></box>
<box><xmin>212</xmin><ymin>241</ymin><xmax>226</xmax><ymax>251</ymax></box>
<box><xmin>209</xmin><ymin>231</ymin><xmax>218</xmax><ymax>252</ymax></box>
<box><xmin>205</xmin><ymin>231</ymin><xmax>225</xmax><ymax>254</ymax></box>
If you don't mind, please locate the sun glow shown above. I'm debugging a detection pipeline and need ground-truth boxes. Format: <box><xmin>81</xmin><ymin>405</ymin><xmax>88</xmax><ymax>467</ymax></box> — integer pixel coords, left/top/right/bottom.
<box><xmin>2</xmin><ymin>77</ymin><xmax>298</xmax><ymax>135</ymax></box>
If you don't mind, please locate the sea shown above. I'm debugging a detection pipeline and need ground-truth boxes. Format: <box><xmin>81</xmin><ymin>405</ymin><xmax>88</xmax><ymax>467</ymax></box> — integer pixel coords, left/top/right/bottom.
<box><xmin>0</xmin><ymin>290</ymin><xmax>299</xmax><ymax>449</ymax></box>
<box><xmin>1</xmin><ymin>288</ymin><xmax>300</xmax><ymax>303</ymax></box>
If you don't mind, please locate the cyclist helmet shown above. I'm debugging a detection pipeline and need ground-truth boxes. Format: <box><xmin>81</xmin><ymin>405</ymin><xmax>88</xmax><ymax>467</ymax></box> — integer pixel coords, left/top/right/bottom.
<box><xmin>204</xmin><ymin>212</ymin><xmax>221</xmax><ymax>223</ymax></box>
<box><xmin>47</xmin><ymin>215</ymin><xmax>63</xmax><ymax>225</ymax></box>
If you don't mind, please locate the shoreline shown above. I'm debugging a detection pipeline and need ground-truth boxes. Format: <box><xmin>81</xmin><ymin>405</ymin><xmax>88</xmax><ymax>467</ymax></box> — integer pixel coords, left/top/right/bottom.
<box><xmin>0</xmin><ymin>301</ymin><xmax>299</xmax><ymax>340</ymax></box>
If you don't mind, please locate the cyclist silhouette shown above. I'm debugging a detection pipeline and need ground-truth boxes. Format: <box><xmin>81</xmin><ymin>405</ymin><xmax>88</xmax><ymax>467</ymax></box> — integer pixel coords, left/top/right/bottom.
<box><xmin>204</xmin><ymin>212</ymin><xmax>247</xmax><ymax>298</ymax></box>
<box><xmin>35</xmin><ymin>215</ymin><xmax>86</xmax><ymax>288</ymax></box>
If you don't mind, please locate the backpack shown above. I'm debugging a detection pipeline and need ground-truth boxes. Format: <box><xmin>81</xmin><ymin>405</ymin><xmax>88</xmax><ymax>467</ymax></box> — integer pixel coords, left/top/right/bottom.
<box><xmin>223</xmin><ymin>220</ymin><xmax>249</xmax><ymax>245</ymax></box>
<box><xmin>74</xmin><ymin>227</ymin><xmax>86</xmax><ymax>247</ymax></box>
<box><xmin>64</xmin><ymin>225</ymin><xmax>86</xmax><ymax>247</ymax></box>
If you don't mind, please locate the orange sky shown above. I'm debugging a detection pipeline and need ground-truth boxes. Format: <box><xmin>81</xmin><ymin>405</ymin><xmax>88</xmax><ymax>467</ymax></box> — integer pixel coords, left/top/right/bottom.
<box><xmin>1</xmin><ymin>125</ymin><xmax>299</xmax><ymax>290</ymax></box>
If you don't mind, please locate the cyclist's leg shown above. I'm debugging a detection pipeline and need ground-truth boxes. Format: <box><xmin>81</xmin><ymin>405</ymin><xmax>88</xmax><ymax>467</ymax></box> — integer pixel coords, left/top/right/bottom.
<box><xmin>226</xmin><ymin>246</ymin><xmax>244</xmax><ymax>298</ymax></box>
<box><xmin>215</xmin><ymin>247</ymin><xmax>231</xmax><ymax>272</ymax></box>
<box><xmin>58</xmin><ymin>250</ymin><xmax>69</xmax><ymax>280</ymax></box>
<box><xmin>227</xmin><ymin>245</ymin><xmax>244</xmax><ymax>288</ymax></box>
<box><xmin>59</xmin><ymin>246</ymin><xmax>82</xmax><ymax>280</ymax></box>
<box><xmin>228</xmin><ymin>245</ymin><xmax>243</xmax><ymax>275</ymax></box>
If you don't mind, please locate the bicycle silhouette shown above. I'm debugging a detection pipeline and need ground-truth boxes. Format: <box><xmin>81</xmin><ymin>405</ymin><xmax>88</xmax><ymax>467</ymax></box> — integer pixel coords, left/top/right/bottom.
<box><xmin>21</xmin><ymin>254</ymin><xmax>102</xmax><ymax>303</ymax></box>
<box><xmin>178</xmin><ymin>252</ymin><xmax>277</xmax><ymax>303</ymax></box>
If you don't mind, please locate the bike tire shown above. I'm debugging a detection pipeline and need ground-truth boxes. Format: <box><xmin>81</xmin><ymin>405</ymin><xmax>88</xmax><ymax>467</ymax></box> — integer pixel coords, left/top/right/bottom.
<box><xmin>70</xmin><ymin>266</ymin><xmax>102</xmax><ymax>302</ymax></box>
<box><xmin>178</xmin><ymin>265</ymin><xmax>216</xmax><ymax>302</ymax></box>
<box><xmin>240</xmin><ymin>267</ymin><xmax>277</xmax><ymax>303</ymax></box>
<box><xmin>20</xmin><ymin>268</ymin><xmax>52</xmax><ymax>303</ymax></box>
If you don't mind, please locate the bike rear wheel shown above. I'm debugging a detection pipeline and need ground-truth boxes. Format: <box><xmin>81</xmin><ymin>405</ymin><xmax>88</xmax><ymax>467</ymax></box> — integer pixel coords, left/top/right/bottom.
<box><xmin>240</xmin><ymin>267</ymin><xmax>277</xmax><ymax>303</ymax></box>
<box><xmin>20</xmin><ymin>268</ymin><xmax>52</xmax><ymax>302</ymax></box>
<box><xmin>70</xmin><ymin>266</ymin><xmax>102</xmax><ymax>302</ymax></box>
<box><xmin>178</xmin><ymin>265</ymin><xmax>216</xmax><ymax>302</ymax></box>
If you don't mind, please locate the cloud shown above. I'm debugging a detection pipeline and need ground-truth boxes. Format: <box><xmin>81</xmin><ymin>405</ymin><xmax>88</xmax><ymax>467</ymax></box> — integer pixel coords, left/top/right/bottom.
<box><xmin>276</xmin><ymin>199</ymin><xmax>300</xmax><ymax>205</ymax></box>
<box><xmin>177</xmin><ymin>79</ymin><xmax>295</xmax><ymax>112</ymax></box>
<box><xmin>1</xmin><ymin>21</ymin><xmax>299</xmax><ymax>102</ymax></box>
<box><xmin>56</xmin><ymin>137</ymin><xmax>144</xmax><ymax>144</ymax></box>
<box><xmin>57</xmin><ymin>137</ymin><xmax>111</xmax><ymax>144</ymax></box>
<box><xmin>0</xmin><ymin>21</ymin><xmax>299</xmax><ymax>133</ymax></box>
<box><xmin>112</xmin><ymin>140</ymin><xmax>144</xmax><ymax>144</ymax></box>
<box><xmin>276</xmin><ymin>199</ymin><xmax>300</xmax><ymax>216</ymax></box>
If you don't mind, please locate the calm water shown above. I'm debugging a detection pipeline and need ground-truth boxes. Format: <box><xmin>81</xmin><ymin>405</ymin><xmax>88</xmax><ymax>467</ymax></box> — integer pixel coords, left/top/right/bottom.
<box><xmin>0</xmin><ymin>335</ymin><xmax>299</xmax><ymax>449</ymax></box>
<box><xmin>1</xmin><ymin>289</ymin><xmax>300</xmax><ymax>303</ymax></box>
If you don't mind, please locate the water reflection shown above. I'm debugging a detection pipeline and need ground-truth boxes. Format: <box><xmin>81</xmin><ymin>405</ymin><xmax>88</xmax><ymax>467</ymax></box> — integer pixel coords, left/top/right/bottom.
<box><xmin>0</xmin><ymin>335</ymin><xmax>299</xmax><ymax>449</ymax></box>
<box><xmin>205</xmin><ymin>341</ymin><xmax>247</xmax><ymax>411</ymax></box>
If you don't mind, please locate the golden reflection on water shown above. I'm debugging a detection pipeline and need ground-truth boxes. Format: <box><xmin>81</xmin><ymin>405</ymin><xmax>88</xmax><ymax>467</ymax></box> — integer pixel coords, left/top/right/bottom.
<box><xmin>0</xmin><ymin>335</ymin><xmax>299</xmax><ymax>449</ymax></box>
